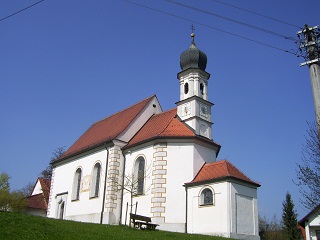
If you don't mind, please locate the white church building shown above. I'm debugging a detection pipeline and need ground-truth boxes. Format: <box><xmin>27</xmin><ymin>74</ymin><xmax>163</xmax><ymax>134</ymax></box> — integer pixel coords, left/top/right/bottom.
<box><xmin>48</xmin><ymin>33</ymin><xmax>260</xmax><ymax>239</ymax></box>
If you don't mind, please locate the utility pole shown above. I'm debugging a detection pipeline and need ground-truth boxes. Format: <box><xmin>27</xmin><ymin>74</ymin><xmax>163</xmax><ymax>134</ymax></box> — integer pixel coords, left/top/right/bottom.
<box><xmin>297</xmin><ymin>25</ymin><xmax>320</xmax><ymax>126</ymax></box>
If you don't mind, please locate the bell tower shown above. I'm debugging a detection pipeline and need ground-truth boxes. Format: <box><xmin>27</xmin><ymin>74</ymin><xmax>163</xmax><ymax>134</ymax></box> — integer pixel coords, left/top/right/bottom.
<box><xmin>176</xmin><ymin>33</ymin><xmax>213</xmax><ymax>139</ymax></box>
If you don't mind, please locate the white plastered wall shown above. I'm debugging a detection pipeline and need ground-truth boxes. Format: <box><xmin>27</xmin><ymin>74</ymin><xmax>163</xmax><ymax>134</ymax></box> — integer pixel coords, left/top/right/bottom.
<box><xmin>187</xmin><ymin>182</ymin><xmax>230</xmax><ymax>236</ymax></box>
<box><xmin>163</xmin><ymin>143</ymin><xmax>195</xmax><ymax>232</ymax></box>
<box><xmin>230</xmin><ymin>182</ymin><xmax>260</xmax><ymax>240</ymax></box>
<box><xmin>187</xmin><ymin>181</ymin><xmax>259</xmax><ymax>240</ymax></box>
<box><xmin>48</xmin><ymin>148</ymin><xmax>108</xmax><ymax>224</ymax></box>
<box><xmin>121</xmin><ymin>141</ymin><xmax>217</xmax><ymax>233</ymax></box>
<box><xmin>304</xmin><ymin>210</ymin><xmax>320</xmax><ymax>240</ymax></box>
<box><xmin>121</xmin><ymin>145</ymin><xmax>154</xmax><ymax>224</ymax></box>
<box><xmin>31</xmin><ymin>180</ymin><xmax>43</xmax><ymax>195</ymax></box>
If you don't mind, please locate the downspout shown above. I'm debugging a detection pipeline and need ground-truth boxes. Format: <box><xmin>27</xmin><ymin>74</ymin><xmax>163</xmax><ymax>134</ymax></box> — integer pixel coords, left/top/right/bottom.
<box><xmin>100</xmin><ymin>144</ymin><xmax>110</xmax><ymax>224</ymax></box>
<box><xmin>184</xmin><ymin>184</ymin><xmax>188</xmax><ymax>233</ymax></box>
<box><xmin>118</xmin><ymin>151</ymin><xmax>127</xmax><ymax>225</ymax></box>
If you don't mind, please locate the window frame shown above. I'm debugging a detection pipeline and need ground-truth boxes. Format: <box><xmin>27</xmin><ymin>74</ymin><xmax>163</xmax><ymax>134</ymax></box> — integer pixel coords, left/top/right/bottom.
<box><xmin>72</xmin><ymin>167</ymin><xmax>82</xmax><ymax>201</ymax></box>
<box><xmin>199</xmin><ymin>187</ymin><xmax>214</xmax><ymax>206</ymax></box>
<box><xmin>90</xmin><ymin>162</ymin><xmax>101</xmax><ymax>198</ymax></box>
<box><xmin>133</xmin><ymin>156</ymin><xmax>146</xmax><ymax>196</ymax></box>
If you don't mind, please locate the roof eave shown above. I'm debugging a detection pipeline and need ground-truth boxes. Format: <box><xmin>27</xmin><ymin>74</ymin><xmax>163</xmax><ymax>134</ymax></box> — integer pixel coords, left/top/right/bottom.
<box><xmin>123</xmin><ymin>135</ymin><xmax>220</xmax><ymax>151</ymax></box>
<box><xmin>184</xmin><ymin>176</ymin><xmax>261</xmax><ymax>188</ymax></box>
<box><xmin>299</xmin><ymin>204</ymin><xmax>320</xmax><ymax>226</ymax></box>
<box><xmin>52</xmin><ymin>140</ymin><xmax>113</xmax><ymax>164</ymax></box>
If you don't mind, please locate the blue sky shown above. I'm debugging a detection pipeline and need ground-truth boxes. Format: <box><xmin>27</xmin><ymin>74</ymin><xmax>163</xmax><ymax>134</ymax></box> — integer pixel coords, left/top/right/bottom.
<box><xmin>0</xmin><ymin>0</ymin><xmax>319</xmax><ymax>220</ymax></box>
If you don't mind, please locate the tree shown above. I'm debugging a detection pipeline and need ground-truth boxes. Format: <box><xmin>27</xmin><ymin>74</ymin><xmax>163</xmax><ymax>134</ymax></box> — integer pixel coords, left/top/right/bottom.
<box><xmin>39</xmin><ymin>146</ymin><xmax>65</xmax><ymax>179</ymax></box>
<box><xmin>282</xmin><ymin>192</ymin><xmax>301</xmax><ymax>240</ymax></box>
<box><xmin>0</xmin><ymin>173</ymin><xmax>11</xmax><ymax>211</ymax></box>
<box><xmin>259</xmin><ymin>215</ymin><xmax>284</xmax><ymax>240</ymax></box>
<box><xmin>0</xmin><ymin>173</ymin><xmax>10</xmax><ymax>191</ymax></box>
<box><xmin>8</xmin><ymin>190</ymin><xmax>27</xmax><ymax>212</ymax></box>
<box><xmin>20</xmin><ymin>181</ymin><xmax>35</xmax><ymax>197</ymax></box>
<box><xmin>0</xmin><ymin>173</ymin><xmax>27</xmax><ymax>212</ymax></box>
<box><xmin>296</xmin><ymin>121</ymin><xmax>320</xmax><ymax>210</ymax></box>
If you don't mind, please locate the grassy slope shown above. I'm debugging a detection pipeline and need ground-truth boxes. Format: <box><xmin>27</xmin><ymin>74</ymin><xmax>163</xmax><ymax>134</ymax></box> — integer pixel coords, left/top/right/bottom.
<box><xmin>0</xmin><ymin>212</ymin><xmax>232</xmax><ymax>240</ymax></box>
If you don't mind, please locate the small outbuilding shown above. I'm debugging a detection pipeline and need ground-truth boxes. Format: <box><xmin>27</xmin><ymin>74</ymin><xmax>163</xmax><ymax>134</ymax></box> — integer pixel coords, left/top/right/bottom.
<box><xmin>299</xmin><ymin>204</ymin><xmax>320</xmax><ymax>240</ymax></box>
<box><xmin>26</xmin><ymin>177</ymin><xmax>51</xmax><ymax>217</ymax></box>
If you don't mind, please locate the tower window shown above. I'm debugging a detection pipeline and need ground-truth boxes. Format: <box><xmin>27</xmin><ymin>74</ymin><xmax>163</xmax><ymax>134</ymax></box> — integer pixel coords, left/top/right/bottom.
<box><xmin>200</xmin><ymin>83</ymin><xmax>204</xmax><ymax>95</ymax></box>
<box><xmin>184</xmin><ymin>83</ymin><xmax>189</xmax><ymax>94</ymax></box>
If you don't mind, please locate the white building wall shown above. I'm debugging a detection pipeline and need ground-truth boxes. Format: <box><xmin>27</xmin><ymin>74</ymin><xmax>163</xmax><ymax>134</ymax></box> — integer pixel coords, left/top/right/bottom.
<box><xmin>121</xmin><ymin>145</ymin><xmax>154</xmax><ymax>225</ymax></box>
<box><xmin>121</xmin><ymin>141</ymin><xmax>216</xmax><ymax>233</ymax></box>
<box><xmin>31</xmin><ymin>180</ymin><xmax>43</xmax><ymax>195</ymax></box>
<box><xmin>26</xmin><ymin>208</ymin><xmax>47</xmax><ymax>217</ymax></box>
<box><xmin>305</xmin><ymin>211</ymin><xmax>320</xmax><ymax>240</ymax></box>
<box><xmin>48</xmin><ymin>148</ymin><xmax>107</xmax><ymax>224</ymax></box>
<box><xmin>194</xmin><ymin>143</ymin><xmax>216</xmax><ymax>166</ymax></box>
<box><xmin>187</xmin><ymin>181</ymin><xmax>259</xmax><ymax>240</ymax></box>
<box><xmin>163</xmin><ymin>143</ymin><xmax>195</xmax><ymax>232</ymax></box>
<box><xmin>187</xmin><ymin>182</ymin><xmax>230</xmax><ymax>236</ymax></box>
<box><xmin>230</xmin><ymin>182</ymin><xmax>260</xmax><ymax>240</ymax></box>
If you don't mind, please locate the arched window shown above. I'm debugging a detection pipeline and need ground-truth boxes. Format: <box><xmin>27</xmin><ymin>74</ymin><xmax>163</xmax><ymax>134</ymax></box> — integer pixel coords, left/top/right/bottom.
<box><xmin>184</xmin><ymin>82</ymin><xmax>189</xmax><ymax>94</ymax></box>
<box><xmin>90</xmin><ymin>162</ymin><xmax>101</xmax><ymax>198</ymax></box>
<box><xmin>200</xmin><ymin>188</ymin><xmax>214</xmax><ymax>205</ymax></box>
<box><xmin>72</xmin><ymin>168</ymin><xmax>82</xmax><ymax>201</ymax></box>
<box><xmin>134</xmin><ymin>157</ymin><xmax>145</xmax><ymax>195</ymax></box>
<box><xmin>200</xmin><ymin>83</ymin><xmax>204</xmax><ymax>95</ymax></box>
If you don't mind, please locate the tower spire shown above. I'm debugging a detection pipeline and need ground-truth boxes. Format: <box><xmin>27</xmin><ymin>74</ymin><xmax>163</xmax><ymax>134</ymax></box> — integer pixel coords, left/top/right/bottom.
<box><xmin>177</xmin><ymin>33</ymin><xmax>213</xmax><ymax>139</ymax></box>
<box><xmin>191</xmin><ymin>24</ymin><xmax>195</xmax><ymax>45</ymax></box>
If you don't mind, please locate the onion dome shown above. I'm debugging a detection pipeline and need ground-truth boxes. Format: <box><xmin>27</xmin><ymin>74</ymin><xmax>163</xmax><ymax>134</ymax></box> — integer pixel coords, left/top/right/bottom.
<box><xmin>180</xmin><ymin>33</ymin><xmax>207</xmax><ymax>71</ymax></box>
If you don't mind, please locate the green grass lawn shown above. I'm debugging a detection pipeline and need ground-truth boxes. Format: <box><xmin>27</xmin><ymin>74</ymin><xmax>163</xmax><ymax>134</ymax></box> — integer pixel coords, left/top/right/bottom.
<box><xmin>0</xmin><ymin>212</ymin><xmax>232</xmax><ymax>240</ymax></box>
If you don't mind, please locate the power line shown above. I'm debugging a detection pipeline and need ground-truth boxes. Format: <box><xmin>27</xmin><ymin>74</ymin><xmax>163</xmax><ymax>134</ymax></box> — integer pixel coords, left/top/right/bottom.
<box><xmin>209</xmin><ymin>0</ymin><xmax>301</xmax><ymax>29</ymax></box>
<box><xmin>166</xmin><ymin>0</ymin><xmax>298</xmax><ymax>42</ymax></box>
<box><xmin>0</xmin><ymin>0</ymin><xmax>45</xmax><ymax>23</ymax></box>
<box><xmin>123</xmin><ymin>0</ymin><xmax>300</xmax><ymax>56</ymax></box>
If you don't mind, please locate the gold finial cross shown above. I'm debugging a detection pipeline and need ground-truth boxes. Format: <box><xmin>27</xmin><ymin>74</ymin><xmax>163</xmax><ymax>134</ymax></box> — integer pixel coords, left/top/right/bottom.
<box><xmin>191</xmin><ymin>24</ymin><xmax>195</xmax><ymax>34</ymax></box>
<box><xmin>191</xmin><ymin>24</ymin><xmax>195</xmax><ymax>43</ymax></box>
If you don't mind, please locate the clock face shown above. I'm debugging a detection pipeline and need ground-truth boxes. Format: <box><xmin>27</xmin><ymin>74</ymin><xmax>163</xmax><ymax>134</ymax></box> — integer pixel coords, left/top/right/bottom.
<box><xmin>201</xmin><ymin>106</ymin><xmax>207</xmax><ymax>114</ymax></box>
<box><xmin>200</xmin><ymin>104</ymin><xmax>208</xmax><ymax>118</ymax></box>
<box><xmin>200</xmin><ymin>124</ymin><xmax>208</xmax><ymax>136</ymax></box>
<box><xmin>182</xmin><ymin>103</ymin><xmax>191</xmax><ymax>116</ymax></box>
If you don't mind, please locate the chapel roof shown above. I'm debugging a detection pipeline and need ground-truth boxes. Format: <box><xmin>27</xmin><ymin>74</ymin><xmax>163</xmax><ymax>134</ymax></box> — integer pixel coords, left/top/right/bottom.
<box><xmin>56</xmin><ymin>95</ymin><xmax>220</xmax><ymax>162</ymax></box>
<box><xmin>56</xmin><ymin>95</ymin><xmax>156</xmax><ymax>162</ymax></box>
<box><xmin>126</xmin><ymin>108</ymin><xmax>196</xmax><ymax>148</ymax></box>
<box><xmin>186</xmin><ymin>160</ymin><xmax>260</xmax><ymax>187</ymax></box>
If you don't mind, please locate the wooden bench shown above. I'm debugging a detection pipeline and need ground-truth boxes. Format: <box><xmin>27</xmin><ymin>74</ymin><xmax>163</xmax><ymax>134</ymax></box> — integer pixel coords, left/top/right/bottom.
<box><xmin>130</xmin><ymin>213</ymin><xmax>159</xmax><ymax>230</ymax></box>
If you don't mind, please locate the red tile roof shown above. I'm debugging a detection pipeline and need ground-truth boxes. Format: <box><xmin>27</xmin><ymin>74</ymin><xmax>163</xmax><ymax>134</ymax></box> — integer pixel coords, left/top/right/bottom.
<box><xmin>186</xmin><ymin>160</ymin><xmax>260</xmax><ymax>187</ymax></box>
<box><xmin>56</xmin><ymin>95</ymin><xmax>155</xmax><ymax>161</ymax></box>
<box><xmin>126</xmin><ymin>108</ymin><xmax>196</xmax><ymax>148</ymax></box>
<box><xmin>27</xmin><ymin>178</ymin><xmax>51</xmax><ymax>210</ymax></box>
<box><xmin>27</xmin><ymin>193</ymin><xmax>47</xmax><ymax>210</ymax></box>
<box><xmin>38</xmin><ymin>178</ymin><xmax>51</xmax><ymax>202</ymax></box>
